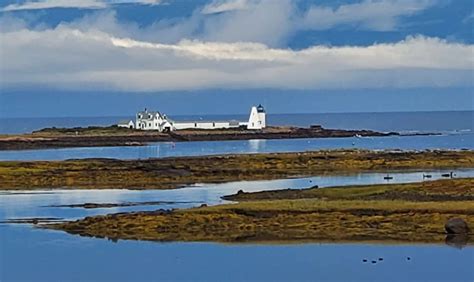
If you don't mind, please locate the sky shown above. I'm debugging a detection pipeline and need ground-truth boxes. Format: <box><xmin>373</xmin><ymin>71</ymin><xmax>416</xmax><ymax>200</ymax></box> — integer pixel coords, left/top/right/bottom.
<box><xmin>0</xmin><ymin>0</ymin><xmax>473</xmax><ymax>117</ymax></box>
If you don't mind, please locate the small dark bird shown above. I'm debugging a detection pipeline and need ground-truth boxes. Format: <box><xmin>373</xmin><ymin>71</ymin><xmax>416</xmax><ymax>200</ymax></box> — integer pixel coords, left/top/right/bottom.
<box><xmin>371</xmin><ymin>261</ymin><xmax>377</xmax><ymax>264</ymax></box>
<box><xmin>407</xmin><ymin>257</ymin><xmax>411</xmax><ymax>261</ymax></box>
<box><xmin>363</xmin><ymin>259</ymin><xmax>368</xmax><ymax>263</ymax></box>
<box><xmin>384</xmin><ymin>175</ymin><xmax>393</xmax><ymax>180</ymax></box>
<box><xmin>423</xmin><ymin>174</ymin><xmax>432</xmax><ymax>179</ymax></box>
<box><xmin>378</xmin><ymin>258</ymin><xmax>383</xmax><ymax>261</ymax></box>
<box><xmin>441</xmin><ymin>172</ymin><xmax>455</xmax><ymax>178</ymax></box>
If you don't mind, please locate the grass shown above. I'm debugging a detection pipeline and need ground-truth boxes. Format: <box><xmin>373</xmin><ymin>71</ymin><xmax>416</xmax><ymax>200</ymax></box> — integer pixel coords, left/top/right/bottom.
<box><xmin>47</xmin><ymin>178</ymin><xmax>474</xmax><ymax>244</ymax></box>
<box><xmin>223</xmin><ymin>178</ymin><xmax>474</xmax><ymax>202</ymax></box>
<box><xmin>0</xmin><ymin>150</ymin><xmax>473</xmax><ymax>190</ymax></box>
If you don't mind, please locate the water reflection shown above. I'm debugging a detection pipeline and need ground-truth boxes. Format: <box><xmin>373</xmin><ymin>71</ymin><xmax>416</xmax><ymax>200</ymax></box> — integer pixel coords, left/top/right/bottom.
<box><xmin>1</xmin><ymin>168</ymin><xmax>474</xmax><ymax>223</ymax></box>
<box><xmin>248</xmin><ymin>139</ymin><xmax>266</xmax><ymax>152</ymax></box>
<box><xmin>1</xmin><ymin>169</ymin><xmax>474</xmax><ymax>281</ymax></box>
<box><xmin>0</xmin><ymin>133</ymin><xmax>473</xmax><ymax>161</ymax></box>
<box><xmin>445</xmin><ymin>234</ymin><xmax>469</xmax><ymax>249</ymax></box>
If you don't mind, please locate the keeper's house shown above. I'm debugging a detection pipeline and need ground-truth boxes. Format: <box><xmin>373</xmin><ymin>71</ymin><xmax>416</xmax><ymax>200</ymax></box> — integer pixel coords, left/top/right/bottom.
<box><xmin>118</xmin><ymin>105</ymin><xmax>266</xmax><ymax>132</ymax></box>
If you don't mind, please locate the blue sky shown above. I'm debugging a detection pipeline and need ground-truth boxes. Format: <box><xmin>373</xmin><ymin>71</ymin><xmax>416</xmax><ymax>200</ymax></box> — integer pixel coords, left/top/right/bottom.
<box><xmin>0</xmin><ymin>0</ymin><xmax>472</xmax><ymax>117</ymax></box>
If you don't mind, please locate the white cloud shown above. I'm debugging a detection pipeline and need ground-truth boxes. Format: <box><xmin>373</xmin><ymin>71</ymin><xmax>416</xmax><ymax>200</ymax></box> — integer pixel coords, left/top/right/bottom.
<box><xmin>1</xmin><ymin>0</ymin><xmax>106</xmax><ymax>11</ymax></box>
<box><xmin>202</xmin><ymin>0</ymin><xmax>251</xmax><ymax>14</ymax></box>
<box><xmin>0</xmin><ymin>0</ymin><xmax>438</xmax><ymax>47</ymax></box>
<box><xmin>300</xmin><ymin>0</ymin><xmax>437</xmax><ymax>31</ymax></box>
<box><xmin>0</xmin><ymin>0</ymin><xmax>161</xmax><ymax>12</ymax></box>
<box><xmin>1</xmin><ymin>24</ymin><xmax>472</xmax><ymax>92</ymax></box>
<box><xmin>201</xmin><ymin>0</ymin><xmax>293</xmax><ymax>46</ymax></box>
<box><xmin>201</xmin><ymin>0</ymin><xmax>437</xmax><ymax>37</ymax></box>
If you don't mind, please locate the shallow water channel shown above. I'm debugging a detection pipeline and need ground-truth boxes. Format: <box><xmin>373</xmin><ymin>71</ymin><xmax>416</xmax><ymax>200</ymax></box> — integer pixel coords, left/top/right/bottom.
<box><xmin>1</xmin><ymin>169</ymin><xmax>473</xmax><ymax>281</ymax></box>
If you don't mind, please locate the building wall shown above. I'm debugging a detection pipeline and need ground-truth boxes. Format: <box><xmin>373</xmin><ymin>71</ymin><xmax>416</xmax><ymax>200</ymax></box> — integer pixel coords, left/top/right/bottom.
<box><xmin>258</xmin><ymin>112</ymin><xmax>266</xmax><ymax>128</ymax></box>
<box><xmin>118</xmin><ymin>120</ymin><xmax>135</xmax><ymax>128</ymax></box>
<box><xmin>130</xmin><ymin>105</ymin><xmax>265</xmax><ymax>132</ymax></box>
<box><xmin>136</xmin><ymin>114</ymin><xmax>168</xmax><ymax>131</ymax></box>
<box><xmin>247</xmin><ymin>106</ymin><xmax>263</xmax><ymax>130</ymax></box>
<box><xmin>173</xmin><ymin>121</ymin><xmax>236</xmax><ymax>130</ymax></box>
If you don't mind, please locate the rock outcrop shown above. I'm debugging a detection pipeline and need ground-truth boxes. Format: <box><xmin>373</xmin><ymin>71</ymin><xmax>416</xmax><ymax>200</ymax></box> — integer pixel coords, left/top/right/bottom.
<box><xmin>445</xmin><ymin>218</ymin><xmax>470</xmax><ymax>234</ymax></box>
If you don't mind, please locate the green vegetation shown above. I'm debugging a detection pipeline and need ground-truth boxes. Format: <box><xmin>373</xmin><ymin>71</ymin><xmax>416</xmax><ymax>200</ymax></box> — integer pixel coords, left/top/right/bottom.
<box><xmin>47</xmin><ymin>178</ymin><xmax>474</xmax><ymax>244</ymax></box>
<box><xmin>1</xmin><ymin>150</ymin><xmax>473</xmax><ymax>190</ymax></box>
<box><xmin>33</xmin><ymin>125</ymin><xmax>134</xmax><ymax>135</ymax></box>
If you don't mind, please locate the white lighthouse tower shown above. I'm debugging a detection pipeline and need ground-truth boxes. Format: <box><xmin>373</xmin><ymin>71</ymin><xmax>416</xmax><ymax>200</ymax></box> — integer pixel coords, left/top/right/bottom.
<box><xmin>247</xmin><ymin>104</ymin><xmax>266</xmax><ymax>130</ymax></box>
<box><xmin>256</xmin><ymin>104</ymin><xmax>266</xmax><ymax>128</ymax></box>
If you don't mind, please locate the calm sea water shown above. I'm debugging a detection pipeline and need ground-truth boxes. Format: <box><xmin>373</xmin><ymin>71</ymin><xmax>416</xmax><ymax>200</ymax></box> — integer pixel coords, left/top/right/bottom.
<box><xmin>1</xmin><ymin>111</ymin><xmax>472</xmax><ymax>161</ymax></box>
<box><xmin>1</xmin><ymin>111</ymin><xmax>473</xmax><ymax>134</ymax></box>
<box><xmin>1</xmin><ymin>111</ymin><xmax>473</xmax><ymax>281</ymax></box>
<box><xmin>1</xmin><ymin>170</ymin><xmax>474</xmax><ymax>282</ymax></box>
<box><xmin>1</xmin><ymin>134</ymin><xmax>473</xmax><ymax>161</ymax></box>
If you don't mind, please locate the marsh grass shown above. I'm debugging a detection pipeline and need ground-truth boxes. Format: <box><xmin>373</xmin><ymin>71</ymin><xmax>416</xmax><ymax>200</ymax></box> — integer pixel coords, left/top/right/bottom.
<box><xmin>1</xmin><ymin>150</ymin><xmax>473</xmax><ymax>190</ymax></box>
<box><xmin>48</xmin><ymin>178</ymin><xmax>474</xmax><ymax>244</ymax></box>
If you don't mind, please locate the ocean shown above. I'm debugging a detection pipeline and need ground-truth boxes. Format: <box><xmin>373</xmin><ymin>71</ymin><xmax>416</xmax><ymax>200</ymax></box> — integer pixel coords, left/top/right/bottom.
<box><xmin>1</xmin><ymin>111</ymin><xmax>472</xmax><ymax>135</ymax></box>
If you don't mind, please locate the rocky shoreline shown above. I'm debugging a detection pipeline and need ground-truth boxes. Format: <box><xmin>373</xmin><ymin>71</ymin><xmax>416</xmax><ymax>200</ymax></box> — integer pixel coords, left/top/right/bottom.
<box><xmin>0</xmin><ymin>125</ymin><xmax>403</xmax><ymax>150</ymax></box>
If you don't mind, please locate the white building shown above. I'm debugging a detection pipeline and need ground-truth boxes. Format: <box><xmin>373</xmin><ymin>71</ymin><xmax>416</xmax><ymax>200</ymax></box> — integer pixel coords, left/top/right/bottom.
<box><xmin>117</xmin><ymin>120</ymin><xmax>135</xmax><ymax>129</ymax></box>
<box><xmin>135</xmin><ymin>109</ymin><xmax>173</xmax><ymax>132</ymax></box>
<box><xmin>118</xmin><ymin>105</ymin><xmax>266</xmax><ymax>132</ymax></box>
<box><xmin>247</xmin><ymin>104</ymin><xmax>266</xmax><ymax>130</ymax></box>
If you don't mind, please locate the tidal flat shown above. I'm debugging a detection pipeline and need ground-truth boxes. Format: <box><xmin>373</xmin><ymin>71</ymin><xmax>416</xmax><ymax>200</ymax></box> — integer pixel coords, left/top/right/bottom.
<box><xmin>46</xmin><ymin>178</ymin><xmax>474</xmax><ymax>244</ymax></box>
<box><xmin>0</xmin><ymin>149</ymin><xmax>473</xmax><ymax>190</ymax></box>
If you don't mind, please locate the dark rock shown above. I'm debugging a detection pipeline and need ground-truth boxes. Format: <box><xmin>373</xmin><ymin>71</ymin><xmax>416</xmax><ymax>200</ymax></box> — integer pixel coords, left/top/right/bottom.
<box><xmin>445</xmin><ymin>218</ymin><xmax>470</xmax><ymax>234</ymax></box>
<box><xmin>200</xmin><ymin>204</ymin><xmax>208</xmax><ymax>208</ymax></box>
<box><xmin>237</xmin><ymin>190</ymin><xmax>244</xmax><ymax>195</ymax></box>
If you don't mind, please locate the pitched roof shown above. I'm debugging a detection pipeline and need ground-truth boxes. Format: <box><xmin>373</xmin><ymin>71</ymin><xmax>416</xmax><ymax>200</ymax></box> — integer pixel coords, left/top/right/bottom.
<box><xmin>118</xmin><ymin>119</ymin><xmax>133</xmax><ymax>125</ymax></box>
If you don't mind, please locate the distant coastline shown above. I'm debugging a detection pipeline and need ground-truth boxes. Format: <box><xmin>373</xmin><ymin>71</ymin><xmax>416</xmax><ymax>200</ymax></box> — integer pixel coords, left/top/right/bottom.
<box><xmin>0</xmin><ymin>125</ymin><xmax>408</xmax><ymax>151</ymax></box>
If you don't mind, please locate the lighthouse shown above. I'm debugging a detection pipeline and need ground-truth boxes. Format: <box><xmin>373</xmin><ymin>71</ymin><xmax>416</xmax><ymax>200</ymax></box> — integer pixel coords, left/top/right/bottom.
<box><xmin>247</xmin><ymin>104</ymin><xmax>266</xmax><ymax>130</ymax></box>
<box><xmin>257</xmin><ymin>104</ymin><xmax>266</xmax><ymax>128</ymax></box>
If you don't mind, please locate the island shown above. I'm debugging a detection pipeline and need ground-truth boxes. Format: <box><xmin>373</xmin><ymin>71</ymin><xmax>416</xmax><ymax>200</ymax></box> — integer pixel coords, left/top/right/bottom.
<box><xmin>0</xmin><ymin>149</ymin><xmax>473</xmax><ymax>190</ymax></box>
<box><xmin>0</xmin><ymin>125</ymin><xmax>402</xmax><ymax>151</ymax></box>
<box><xmin>45</xmin><ymin>178</ymin><xmax>473</xmax><ymax>245</ymax></box>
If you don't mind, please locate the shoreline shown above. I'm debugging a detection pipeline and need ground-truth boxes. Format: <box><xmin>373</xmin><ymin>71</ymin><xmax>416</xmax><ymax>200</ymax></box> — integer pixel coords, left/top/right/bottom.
<box><xmin>1</xmin><ymin>149</ymin><xmax>473</xmax><ymax>190</ymax></box>
<box><xmin>45</xmin><ymin>178</ymin><xmax>474</xmax><ymax>245</ymax></box>
<box><xmin>0</xmin><ymin>125</ymin><xmax>408</xmax><ymax>151</ymax></box>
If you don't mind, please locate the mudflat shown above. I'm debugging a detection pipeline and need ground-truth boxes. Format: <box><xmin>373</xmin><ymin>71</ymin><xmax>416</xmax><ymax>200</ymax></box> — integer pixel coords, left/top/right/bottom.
<box><xmin>46</xmin><ymin>178</ymin><xmax>474</xmax><ymax>244</ymax></box>
<box><xmin>0</xmin><ymin>149</ymin><xmax>473</xmax><ymax>190</ymax></box>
